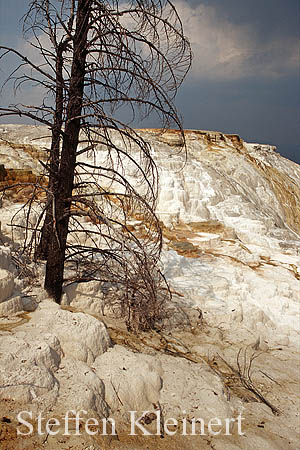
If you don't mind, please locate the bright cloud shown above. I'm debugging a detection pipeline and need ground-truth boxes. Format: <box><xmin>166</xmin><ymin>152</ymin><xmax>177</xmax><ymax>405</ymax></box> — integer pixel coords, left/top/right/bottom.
<box><xmin>174</xmin><ymin>0</ymin><xmax>299</xmax><ymax>80</ymax></box>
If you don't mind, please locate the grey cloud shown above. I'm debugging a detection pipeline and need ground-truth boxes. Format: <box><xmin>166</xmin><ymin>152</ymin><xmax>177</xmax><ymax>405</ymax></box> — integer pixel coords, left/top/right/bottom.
<box><xmin>174</xmin><ymin>1</ymin><xmax>299</xmax><ymax>81</ymax></box>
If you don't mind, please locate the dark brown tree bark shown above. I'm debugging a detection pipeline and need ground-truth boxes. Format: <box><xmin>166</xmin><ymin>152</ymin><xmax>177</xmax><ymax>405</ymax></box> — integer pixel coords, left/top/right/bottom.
<box><xmin>44</xmin><ymin>0</ymin><xmax>92</xmax><ymax>300</ymax></box>
<box><xmin>35</xmin><ymin>42</ymin><xmax>65</xmax><ymax>260</ymax></box>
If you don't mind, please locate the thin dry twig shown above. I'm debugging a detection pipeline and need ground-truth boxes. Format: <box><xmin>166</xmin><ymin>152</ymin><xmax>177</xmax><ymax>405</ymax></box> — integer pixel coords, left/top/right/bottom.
<box><xmin>216</xmin><ymin>349</ymin><xmax>281</xmax><ymax>416</ymax></box>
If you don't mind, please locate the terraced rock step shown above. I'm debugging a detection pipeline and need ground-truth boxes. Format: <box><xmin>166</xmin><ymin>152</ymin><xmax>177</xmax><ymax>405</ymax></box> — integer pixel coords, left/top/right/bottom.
<box><xmin>0</xmin><ymin>167</ymin><xmax>37</xmax><ymax>185</ymax></box>
<box><xmin>0</xmin><ymin>268</ymin><xmax>14</xmax><ymax>302</ymax></box>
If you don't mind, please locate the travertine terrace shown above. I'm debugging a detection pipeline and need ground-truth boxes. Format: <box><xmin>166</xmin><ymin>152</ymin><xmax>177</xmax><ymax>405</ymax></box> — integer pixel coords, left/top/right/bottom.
<box><xmin>0</xmin><ymin>124</ymin><xmax>299</xmax><ymax>449</ymax></box>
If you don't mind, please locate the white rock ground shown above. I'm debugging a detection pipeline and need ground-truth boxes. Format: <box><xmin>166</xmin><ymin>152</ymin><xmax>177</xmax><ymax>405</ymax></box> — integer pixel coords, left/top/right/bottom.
<box><xmin>0</xmin><ymin>125</ymin><xmax>299</xmax><ymax>449</ymax></box>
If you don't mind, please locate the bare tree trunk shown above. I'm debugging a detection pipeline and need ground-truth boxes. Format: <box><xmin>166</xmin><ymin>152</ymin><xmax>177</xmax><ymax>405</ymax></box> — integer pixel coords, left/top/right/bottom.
<box><xmin>36</xmin><ymin>43</ymin><xmax>64</xmax><ymax>260</ymax></box>
<box><xmin>44</xmin><ymin>0</ymin><xmax>91</xmax><ymax>301</ymax></box>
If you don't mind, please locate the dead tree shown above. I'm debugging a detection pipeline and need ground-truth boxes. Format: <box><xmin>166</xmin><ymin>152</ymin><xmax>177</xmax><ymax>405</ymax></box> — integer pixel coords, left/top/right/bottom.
<box><xmin>0</xmin><ymin>0</ymin><xmax>191</xmax><ymax>330</ymax></box>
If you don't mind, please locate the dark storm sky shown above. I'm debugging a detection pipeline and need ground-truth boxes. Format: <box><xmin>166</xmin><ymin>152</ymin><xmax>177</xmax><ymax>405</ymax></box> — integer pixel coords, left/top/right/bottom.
<box><xmin>0</xmin><ymin>0</ymin><xmax>299</xmax><ymax>163</ymax></box>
